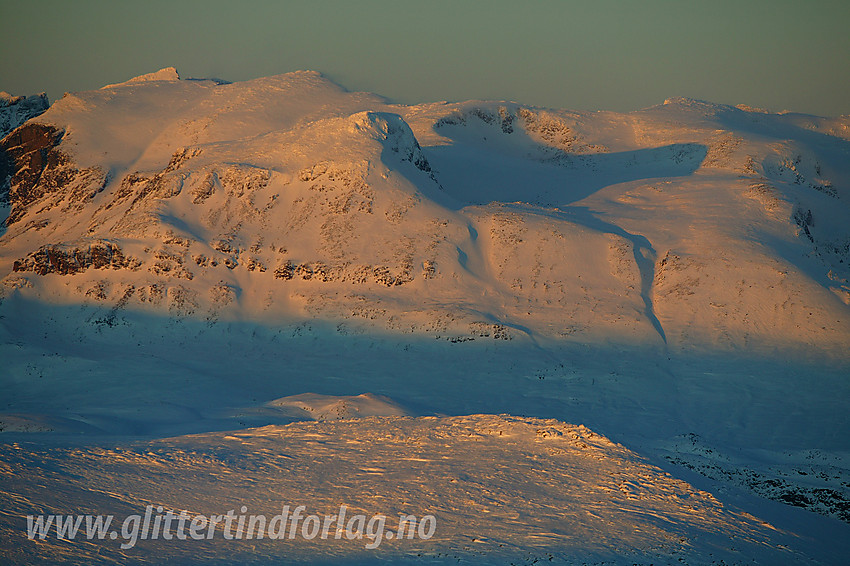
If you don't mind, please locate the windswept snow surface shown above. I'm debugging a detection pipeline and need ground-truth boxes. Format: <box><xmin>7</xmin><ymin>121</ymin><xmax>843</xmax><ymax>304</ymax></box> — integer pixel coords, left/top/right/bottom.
<box><xmin>1</xmin><ymin>69</ymin><xmax>849</xmax><ymax>564</ymax></box>
<box><xmin>4</xmin><ymin>415</ymin><xmax>847</xmax><ymax>565</ymax></box>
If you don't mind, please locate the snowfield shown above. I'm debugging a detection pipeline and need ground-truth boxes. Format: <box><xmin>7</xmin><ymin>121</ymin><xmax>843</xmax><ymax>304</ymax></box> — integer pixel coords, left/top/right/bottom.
<box><xmin>1</xmin><ymin>69</ymin><xmax>848</xmax><ymax>564</ymax></box>
<box><xmin>4</xmin><ymin>414</ymin><xmax>846</xmax><ymax>565</ymax></box>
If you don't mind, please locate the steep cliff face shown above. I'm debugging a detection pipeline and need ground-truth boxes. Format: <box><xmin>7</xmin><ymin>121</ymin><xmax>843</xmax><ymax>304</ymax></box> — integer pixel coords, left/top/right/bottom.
<box><xmin>0</xmin><ymin>123</ymin><xmax>107</xmax><ymax>224</ymax></box>
<box><xmin>1</xmin><ymin>69</ymin><xmax>849</xmax><ymax>356</ymax></box>
<box><xmin>0</xmin><ymin>93</ymin><xmax>52</xmax><ymax>209</ymax></box>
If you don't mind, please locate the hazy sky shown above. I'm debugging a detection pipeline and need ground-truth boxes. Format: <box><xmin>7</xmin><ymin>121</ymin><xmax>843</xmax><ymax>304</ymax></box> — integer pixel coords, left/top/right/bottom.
<box><xmin>2</xmin><ymin>0</ymin><xmax>849</xmax><ymax>116</ymax></box>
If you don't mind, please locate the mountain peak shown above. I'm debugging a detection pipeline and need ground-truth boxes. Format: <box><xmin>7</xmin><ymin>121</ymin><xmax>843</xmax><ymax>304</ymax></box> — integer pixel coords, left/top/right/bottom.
<box><xmin>101</xmin><ymin>67</ymin><xmax>181</xmax><ymax>89</ymax></box>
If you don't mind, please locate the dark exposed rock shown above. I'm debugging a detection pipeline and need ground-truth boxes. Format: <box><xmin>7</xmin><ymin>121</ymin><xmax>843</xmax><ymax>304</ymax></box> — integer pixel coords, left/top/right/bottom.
<box><xmin>244</xmin><ymin>257</ymin><xmax>266</xmax><ymax>272</ymax></box>
<box><xmin>274</xmin><ymin>260</ymin><xmax>295</xmax><ymax>280</ymax></box>
<box><xmin>1</xmin><ymin>122</ymin><xmax>106</xmax><ymax>224</ymax></box>
<box><xmin>273</xmin><ymin>258</ymin><xmax>414</xmax><ymax>286</ymax></box>
<box><xmin>13</xmin><ymin>241</ymin><xmax>139</xmax><ymax>275</ymax></box>
<box><xmin>191</xmin><ymin>172</ymin><xmax>218</xmax><ymax>204</ymax></box>
<box><xmin>794</xmin><ymin>207</ymin><xmax>814</xmax><ymax>241</ymax></box>
<box><xmin>0</xmin><ymin>123</ymin><xmax>64</xmax><ymax>213</ymax></box>
<box><xmin>97</xmin><ymin>148</ymin><xmax>201</xmax><ymax>216</ymax></box>
<box><xmin>0</xmin><ymin>92</ymin><xmax>50</xmax><ymax>206</ymax></box>
<box><xmin>149</xmin><ymin>249</ymin><xmax>194</xmax><ymax>280</ymax></box>
<box><xmin>164</xmin><ymin>147</ymin><xmax>201</xmax><ymax>173</ymax></box>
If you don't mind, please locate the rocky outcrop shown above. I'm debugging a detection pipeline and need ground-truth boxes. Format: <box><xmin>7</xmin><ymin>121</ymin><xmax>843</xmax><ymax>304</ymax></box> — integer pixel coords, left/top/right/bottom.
<box><xmin>12</xmin><ymin>241</ymin><xmax>139</xmax><ymax>275</ymax></box>
<box><xmin>349</xmin><ymin>112</ymin><xmax>436</xmax><ymax>176</ymax></box>
<box><xmin>0</xmin><ymin>122</ymin><xmax>106</xmax><ymax>223</ymax></box>
<box><xmin>434</xmin><ymin>104</ymin><xmax>608</xmax><ymax>161</ymax></box>
<box><xmin>273</xmin><ymin>259</ymin><xmax>416</xmax><ymax>287</ymax></box>
<box><xmin>1</xmin><ymin>123</ymin><xmax>63</xmax><ymax>211</ymax></box>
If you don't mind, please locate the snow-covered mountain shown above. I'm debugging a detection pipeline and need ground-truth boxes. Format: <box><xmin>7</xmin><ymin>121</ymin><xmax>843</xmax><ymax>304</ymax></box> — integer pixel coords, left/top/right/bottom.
<box><xmin>2</xmin><ymin>70</ymin><xmax>848</xmax><ymax>355</ymax></box>
<box><xmin>1</xmin><ymin>69</ymin><xmax>849</xmax><ymax>564</ymax></box>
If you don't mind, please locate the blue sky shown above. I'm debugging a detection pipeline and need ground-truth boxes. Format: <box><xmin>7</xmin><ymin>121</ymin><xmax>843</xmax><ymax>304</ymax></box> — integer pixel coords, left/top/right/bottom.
<box><xmin>2</xmin><ymin>0</ymin><xmax>848</xmax><ymax>115</ymax></box>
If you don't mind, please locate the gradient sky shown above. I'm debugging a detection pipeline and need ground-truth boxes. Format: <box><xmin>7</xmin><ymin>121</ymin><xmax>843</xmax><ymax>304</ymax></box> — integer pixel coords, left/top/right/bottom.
<box><xmin>2</xmin><ymin>0</ymin><xmax>849</xmax><ymax>116</ymax></box>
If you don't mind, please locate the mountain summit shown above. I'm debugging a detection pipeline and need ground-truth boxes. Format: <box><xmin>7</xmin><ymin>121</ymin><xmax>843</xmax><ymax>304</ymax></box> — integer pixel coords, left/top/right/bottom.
<box><xmin>101</xmin><ymin>66</ymin><xmax>181</xmax><ymax>89</ymax></box>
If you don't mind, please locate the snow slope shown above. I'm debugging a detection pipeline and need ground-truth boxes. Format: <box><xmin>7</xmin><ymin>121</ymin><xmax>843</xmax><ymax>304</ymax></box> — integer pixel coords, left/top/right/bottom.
<box><xmin>4</xmin><ymin>414</ymin><xmax>848</xmax><ymax>565</ymax></box>
<box><xmin>1</xmin><ymin>69</ymin><xmax>849</xmax><ymax>564</ymax></box>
